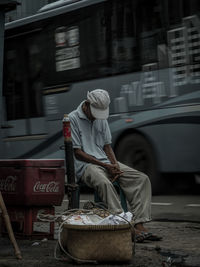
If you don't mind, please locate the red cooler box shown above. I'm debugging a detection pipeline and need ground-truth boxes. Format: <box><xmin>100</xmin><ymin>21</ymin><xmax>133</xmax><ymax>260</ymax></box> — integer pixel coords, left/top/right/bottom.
<box><xmin>0</xmin><ymin>159</ymin><xmax>65</xmax><ymax>206</ymax></box>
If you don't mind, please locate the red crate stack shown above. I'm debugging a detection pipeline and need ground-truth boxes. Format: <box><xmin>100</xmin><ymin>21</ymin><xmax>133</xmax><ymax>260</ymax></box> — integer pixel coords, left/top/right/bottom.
<box><xmin>1</xmin><ymin>206</ymin><xmax>55</xmax><ymax>239</ymax></box>
<box><xmin>0</xmin><ymin>159</ymin><xmax>65</xmax><ymax>239</ymax></box>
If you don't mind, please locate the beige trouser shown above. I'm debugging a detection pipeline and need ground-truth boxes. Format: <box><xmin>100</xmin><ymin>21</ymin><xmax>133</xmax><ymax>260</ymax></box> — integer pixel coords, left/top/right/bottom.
<box><xmin>81</xmin><ymin>162</ymin><xmax>152</xmax><ymax>224</ymax></box>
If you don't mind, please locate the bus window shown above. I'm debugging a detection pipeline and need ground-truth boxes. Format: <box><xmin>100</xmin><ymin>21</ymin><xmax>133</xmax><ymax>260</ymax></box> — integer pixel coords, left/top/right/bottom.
<box><xmin>27</xmin><ymin>38</ymin><xmax>43</xmax><ymax>118</ymax></box>
<box><xmin>43</xmin><ymin>0</ymin><xmax>142</xmax><ymax>86</ymax></box>
<box><xmin>168</xmin><ymin>0</ymin><xmax>200</xmax><ymax>26</ymax></box>
<box><xmin>110</xmin><ymin>0</ymin><xmax>140</xmax><ymax>74</ymax></box>
<box><xmin>182</xmin><ymin>0</ymin><xmax>200</xmax><ymax>17</ymax></box>
<box><xmin>136</xmin><ymin>0</ymin><xmax>166</xmax><ymax>67</ymax></box>
<box><xmin>3</xmin><ymin>33</ymin><xmax>43</xmax><ymax>121</ymax></box>
<box><xmin>167</xmin><ymin>0</ymin><xmax>200</xmax><ymax>94</ymax></box>
<box><xmin>42</xmin><ymin>3</ymin><xmax>112</xmax><ymax>86</ymax></box>
<box><xmin>4</xmin><ymin>42</ymin><xmax>26</xmax><ymax>120</ymax></box>
<box><xmin>168</xmin><ymin>0</ymin><xmax>183</xmax><ymax>26</ymax></box>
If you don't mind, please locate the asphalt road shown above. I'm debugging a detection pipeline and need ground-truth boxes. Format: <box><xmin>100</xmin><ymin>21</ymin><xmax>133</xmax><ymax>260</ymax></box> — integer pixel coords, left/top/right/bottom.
<box><xmin>0</xmin><ymin>188</ymin><xmax>200</xmax><ymax>267</ymax></box>
<box><xmin>151</xmin><ymin>194</ymin><xmax>200</xmax><ymax>223</ymax></box>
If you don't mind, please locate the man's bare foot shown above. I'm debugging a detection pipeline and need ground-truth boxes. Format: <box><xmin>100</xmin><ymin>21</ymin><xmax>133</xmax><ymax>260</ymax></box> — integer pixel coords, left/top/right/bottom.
<box><xmin>135</xmin><ymin>223</ymin><xmax>148</xmax><ymax>233</ymax></box>
<box><xmin>134</xmin><ymin>223</ymin><xmax>163</xmax><ymax>242</ymax></box>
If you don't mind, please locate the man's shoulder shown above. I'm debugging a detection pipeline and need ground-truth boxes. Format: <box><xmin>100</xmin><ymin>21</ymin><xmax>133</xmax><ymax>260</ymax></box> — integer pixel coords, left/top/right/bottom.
<box><xmin>69</xmin><ymin>101</ymin><xmax>85</xmax><ymax>121</ymax></box>
<box><xmin>69</xmin><ymin>109</ymin><xmax>77</xmax><ymax>118</ymax></box>
<box><xmin>69</xmin><ymin>108</ymin><xmax>79</xmax><ymax>120</ymax></box>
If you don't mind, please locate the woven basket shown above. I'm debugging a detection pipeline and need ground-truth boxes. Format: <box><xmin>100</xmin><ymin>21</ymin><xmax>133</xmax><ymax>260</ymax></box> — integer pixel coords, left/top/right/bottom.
<box><xmin>60</xmin><ymin>222</ymin><xmax>133</xmax><ymax>263</ymax></box>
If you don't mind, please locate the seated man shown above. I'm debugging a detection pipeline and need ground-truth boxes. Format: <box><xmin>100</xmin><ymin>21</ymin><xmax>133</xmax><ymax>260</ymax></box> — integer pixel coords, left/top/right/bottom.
<box><xmin>69</xmin><ymin>89</ymin><xmax>161</xmax><ymax>242</ymax></box>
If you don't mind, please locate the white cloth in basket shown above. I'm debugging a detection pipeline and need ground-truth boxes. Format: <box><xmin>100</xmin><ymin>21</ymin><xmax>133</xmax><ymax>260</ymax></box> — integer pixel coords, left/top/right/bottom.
<box><xmin>62</xmin><ymin>212</ymin><xmax>132</xmax><ymax>226</ymax></box>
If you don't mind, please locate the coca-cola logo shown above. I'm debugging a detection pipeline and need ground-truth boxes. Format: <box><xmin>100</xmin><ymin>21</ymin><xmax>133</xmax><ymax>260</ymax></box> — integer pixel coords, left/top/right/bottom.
<box><xmin>33</xmin><ymin>181</ymin><xmax>59</xmax><ymax>193</ymax></box>
<box><xmin>0</xmin><ymin>176</ymin><xmax>17</xmax><ymax>192</ymax></box>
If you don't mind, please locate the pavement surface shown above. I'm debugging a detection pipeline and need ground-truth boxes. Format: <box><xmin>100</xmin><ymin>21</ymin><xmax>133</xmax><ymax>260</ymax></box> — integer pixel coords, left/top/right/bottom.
<box><xmin>0</xmin><ymin>220</ymin><xmax>200</xmax><ymax>267</ymax></box>
<box><xmin>0</xmin><ymin>195</ymin><xmax>200</xmax><ymax>267</ymax></box>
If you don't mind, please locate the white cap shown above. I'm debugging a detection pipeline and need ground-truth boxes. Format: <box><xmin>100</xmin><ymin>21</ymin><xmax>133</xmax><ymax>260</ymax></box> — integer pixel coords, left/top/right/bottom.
<box><xmin>87</xmin><ymin>89</ymin><xmax>110</xmax><ymax>119</ymax></box>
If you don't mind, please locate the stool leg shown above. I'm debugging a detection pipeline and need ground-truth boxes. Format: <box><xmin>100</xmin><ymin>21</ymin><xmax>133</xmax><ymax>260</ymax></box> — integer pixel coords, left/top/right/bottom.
<box><xmin>76</xmin><ymin>186</ymin><xmax>80</xmax><ymax>209</ymax></box>
<box><xmin>94</xmin><ymin>190</ymin><xmax>101</xmax><ymax>203</ymax></box>
<box><xmin>119</xmin><ymin>188</ymin><xmax>128</xmax><ymax>212</ymax></box>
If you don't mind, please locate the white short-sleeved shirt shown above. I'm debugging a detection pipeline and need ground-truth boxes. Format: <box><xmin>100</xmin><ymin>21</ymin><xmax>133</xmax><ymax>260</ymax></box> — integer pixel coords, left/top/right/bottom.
<box><xmin>69</xmin><ymin>102</ymin><xmax>112</xmax><ymax>180</ymax></box>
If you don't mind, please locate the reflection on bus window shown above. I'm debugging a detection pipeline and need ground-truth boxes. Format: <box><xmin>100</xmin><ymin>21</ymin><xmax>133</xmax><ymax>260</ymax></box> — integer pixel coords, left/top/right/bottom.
<box><xmin>3</xmin><ymin>0</ymin><xmax>200</xmax><ymax>120</ymax></box>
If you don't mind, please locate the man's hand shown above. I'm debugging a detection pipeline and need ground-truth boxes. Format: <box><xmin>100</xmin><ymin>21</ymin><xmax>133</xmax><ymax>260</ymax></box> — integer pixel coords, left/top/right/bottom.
<box><xmin>105</xmin><ymin>163</ymin><xmax>123</xmax><ymax>183</ymax></box>
<box><xmin>74</xmin><ymin>146</ymin><xmax>123</xmax><ymax>182</ymax></box>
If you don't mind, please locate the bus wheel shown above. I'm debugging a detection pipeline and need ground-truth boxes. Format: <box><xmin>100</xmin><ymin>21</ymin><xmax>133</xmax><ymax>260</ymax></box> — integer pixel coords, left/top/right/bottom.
<box><xmin>115</xmin><ymin>133</ymin><xmax>161</xmax><ymax>194</ymax></box>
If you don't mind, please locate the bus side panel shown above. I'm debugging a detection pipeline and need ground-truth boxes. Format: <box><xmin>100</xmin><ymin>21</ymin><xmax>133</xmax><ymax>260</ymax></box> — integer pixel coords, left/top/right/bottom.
<box><xmin>139</xmin><ymin>123</ymin><xmax>200</xmax><ymax>173</ymax></box>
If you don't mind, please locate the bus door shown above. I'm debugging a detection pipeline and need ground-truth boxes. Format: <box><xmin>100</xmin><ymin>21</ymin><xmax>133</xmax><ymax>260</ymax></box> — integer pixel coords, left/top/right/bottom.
<box><xmin>2</xmin><ymin>30</ymin><xmax>46</xmax><ymax>143</ymax></box>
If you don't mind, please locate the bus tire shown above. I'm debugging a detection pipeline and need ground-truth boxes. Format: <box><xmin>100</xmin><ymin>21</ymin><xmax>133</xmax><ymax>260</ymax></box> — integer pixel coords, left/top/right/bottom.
<box><xmin>115</xmin><ymin>133</ymin><xmax>161</xmax><ymax>195</ymax></box>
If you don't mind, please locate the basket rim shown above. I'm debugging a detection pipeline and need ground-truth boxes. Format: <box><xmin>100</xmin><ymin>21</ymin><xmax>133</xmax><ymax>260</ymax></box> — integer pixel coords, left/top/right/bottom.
<box><xmin>62</xmin><ymin>223</ymin><xmax>132</xmax><ymax>231</ymax></box>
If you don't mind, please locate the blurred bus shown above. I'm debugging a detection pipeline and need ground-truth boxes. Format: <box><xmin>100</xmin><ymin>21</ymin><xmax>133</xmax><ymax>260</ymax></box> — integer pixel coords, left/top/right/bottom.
<box><xmin>1</xmin><ymin>0</ymin><xmax>200</xmax><ymax>193</ymax></box>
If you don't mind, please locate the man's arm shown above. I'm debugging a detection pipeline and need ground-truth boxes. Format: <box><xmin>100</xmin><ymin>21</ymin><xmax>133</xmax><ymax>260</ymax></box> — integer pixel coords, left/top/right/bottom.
<box><xmin>103</xmin><ymin>144</ymin><xmax>123</xmax><ymax>182</ymax></box>
<box><xmin>103</xmin><ymin>144</ymin><xmax>118</xmax><ymax>165</ymax></box>
<box><xmin>74</xmin><ymin>148</ymin><xmax>110</xmax><ymax>169</ymax></box>
<box><xmin>74</xmin><ymin>147</ymin><xmax>123</xmax><ymax>181</ymax></box>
